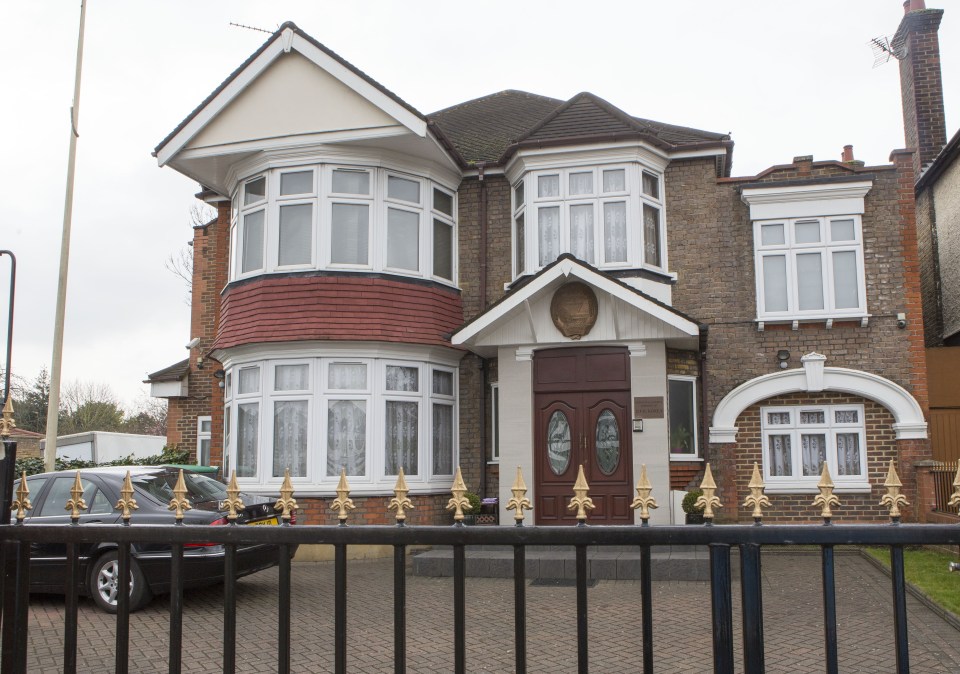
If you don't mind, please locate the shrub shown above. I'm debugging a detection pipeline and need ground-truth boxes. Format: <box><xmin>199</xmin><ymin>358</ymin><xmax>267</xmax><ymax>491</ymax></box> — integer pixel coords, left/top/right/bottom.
<box><xmin>682</xmin><ymin>489</ymin><xmax>705</xmax><ymax>514</ymax></box>
<box><xmin>464</xmin><ymin>492</ymin><xmax>482</xmax><ymax>514</ymax></box>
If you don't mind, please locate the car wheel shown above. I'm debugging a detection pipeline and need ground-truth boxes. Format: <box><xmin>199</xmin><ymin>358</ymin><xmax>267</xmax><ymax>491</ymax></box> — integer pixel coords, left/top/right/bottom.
<box><xmin>89</xmin><ymin>550</ymin><xmax>151</xmax><ymax>613</ymax></box>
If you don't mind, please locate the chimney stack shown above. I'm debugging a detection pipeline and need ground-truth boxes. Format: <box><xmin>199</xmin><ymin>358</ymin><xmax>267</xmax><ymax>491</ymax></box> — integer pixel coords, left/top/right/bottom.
<box><xmin>894</xmin><ymin>2</ymin><xmax>946</xmax><ymax>176</ymax></box>
<box><xmin>842</xmin><ymin>145</ymin><xmax>854</xmax><ymax>162</ymax></box>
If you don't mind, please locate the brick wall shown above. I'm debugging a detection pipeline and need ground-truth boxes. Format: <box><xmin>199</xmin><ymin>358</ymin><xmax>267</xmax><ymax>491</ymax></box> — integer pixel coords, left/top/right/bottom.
<box><xmin>296</xmin><ymin>493</ymin><xmax>453</xmax><ymax>526</ymax></box>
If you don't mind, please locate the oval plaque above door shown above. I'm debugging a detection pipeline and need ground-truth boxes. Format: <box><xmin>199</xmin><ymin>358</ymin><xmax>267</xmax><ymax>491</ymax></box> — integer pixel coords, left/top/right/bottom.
<box><xmin>547</xmin><ymin>411</ymin><xmax>572</xmax><ymax>475</ymax></box>
<box><xmin>595</xmin><ymin>409</ymin><xmax>620</xmax><ymax>475</ymax></box>
<box><xmin>550</xmin><ymin>282</ymin><xmax>598</xmax><ymax>340</ymax></box>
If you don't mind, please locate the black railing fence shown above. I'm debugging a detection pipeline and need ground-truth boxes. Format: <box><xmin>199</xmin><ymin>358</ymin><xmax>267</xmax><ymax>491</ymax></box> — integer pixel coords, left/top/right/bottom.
<box><xmin>1</xmin><ymin>521</ymin><xmax>960</xmax><ymax>674</ymax></box>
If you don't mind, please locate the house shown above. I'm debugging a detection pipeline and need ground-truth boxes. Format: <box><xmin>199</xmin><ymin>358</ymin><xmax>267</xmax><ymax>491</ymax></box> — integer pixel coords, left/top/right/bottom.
<box><xmin>148</xmin><ymin>6</ymin><xmax>938</xmax><ymax>525</ymax></box>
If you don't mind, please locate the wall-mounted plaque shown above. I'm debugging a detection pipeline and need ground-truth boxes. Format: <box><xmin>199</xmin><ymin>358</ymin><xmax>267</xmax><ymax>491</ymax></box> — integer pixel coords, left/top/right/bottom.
<box><xmin>550</xmin><ymin>282</ymin><xmax>598</xmax><ymax>340</ymax></box>
<box><xmin>633</xmin><ymin>397</ymin><xmax>664</xmax><ymax>419</ymax></box>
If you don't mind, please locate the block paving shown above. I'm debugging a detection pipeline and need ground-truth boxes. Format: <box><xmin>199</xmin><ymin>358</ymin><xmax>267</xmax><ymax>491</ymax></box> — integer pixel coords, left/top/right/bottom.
<box><xmin>21</xmin><ymin>551</ymin><xmax>960</xmax><ymax>673</ymax></box>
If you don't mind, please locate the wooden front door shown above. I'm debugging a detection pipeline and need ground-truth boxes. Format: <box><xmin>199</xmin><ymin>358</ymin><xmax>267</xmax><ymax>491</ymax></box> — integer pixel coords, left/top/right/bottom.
<box><xmin>533</xmin><ymin>347</ymin><xmax>632</xmax><ymax>525</ymax></box>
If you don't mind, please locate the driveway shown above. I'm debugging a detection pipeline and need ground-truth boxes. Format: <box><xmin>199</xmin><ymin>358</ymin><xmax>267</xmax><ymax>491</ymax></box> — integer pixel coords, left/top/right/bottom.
<box><xmin>22</xmin><ymin>551</ymin><xmax>960</xmax><ymax>673</ymax></box>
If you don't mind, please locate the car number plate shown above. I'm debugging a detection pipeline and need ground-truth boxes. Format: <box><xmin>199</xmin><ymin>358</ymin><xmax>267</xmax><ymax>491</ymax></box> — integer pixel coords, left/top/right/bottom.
<box><xmin>247</xmin><ymin>517</ymin><xmax>279</xmax><ymax>526</ymax></box>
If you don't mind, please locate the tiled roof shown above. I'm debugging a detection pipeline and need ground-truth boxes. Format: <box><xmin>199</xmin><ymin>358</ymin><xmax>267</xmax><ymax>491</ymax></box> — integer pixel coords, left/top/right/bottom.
<box><xmin>145</xmin><ymin>358</ymin><xmax>190</xmax><ymax>383</ymax></box>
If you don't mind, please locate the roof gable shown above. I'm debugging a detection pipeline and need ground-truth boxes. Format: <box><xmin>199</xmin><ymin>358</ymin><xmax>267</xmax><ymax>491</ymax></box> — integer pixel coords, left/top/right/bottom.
<box><xmin>521</xmin><ymin>93</ymin><xmax>644</xmax><ymax>145</ymax></box>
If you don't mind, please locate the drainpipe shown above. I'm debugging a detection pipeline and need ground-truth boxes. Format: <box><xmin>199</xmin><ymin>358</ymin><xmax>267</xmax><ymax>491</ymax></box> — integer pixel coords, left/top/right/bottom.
<box><xmin>477</xmin><ymin>163</ymin><xmax>488</xmax><ymax>500</ymax></box>
<box><xmin>698</xmin><ymin>325</ymin><xmax>709</xmax><ymax>470</ymax></box>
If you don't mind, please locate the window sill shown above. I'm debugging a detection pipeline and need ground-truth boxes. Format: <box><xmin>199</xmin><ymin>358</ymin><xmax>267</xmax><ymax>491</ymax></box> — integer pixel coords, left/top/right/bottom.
<box><xmin>669</xmin><ymin>455</ymin><xmax>702</xmax><ymax>462</ymax></box>
<box><xmin>756</xmin><ymin>314</ymin><xmax>870</xmax><ymax>331</ymax></box>
<box><xmin>764</xmin><ymin>483</ymin><xmax>870</xmax><ymax>494</ymax></box>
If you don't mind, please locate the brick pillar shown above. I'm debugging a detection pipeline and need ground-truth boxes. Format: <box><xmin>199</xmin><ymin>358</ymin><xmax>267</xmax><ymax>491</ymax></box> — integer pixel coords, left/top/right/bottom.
<box><xmin>894</xmin><ymin>4</ymin><xmax>947</xmax><ymax>176</ymax></box>
<box><xmin>913</xmin><ymin>460</ymin><xmax>938</xmax><ymax>523</ymax></box>
<box><xmin>710</xmin><ymin>442</ymin><xmax>738</xmax><ymax>524</ymax></box>
<box><xmin>897</xmin><ymin>438</ymin><xmax>933</xmax><ymax>522</ymax></box>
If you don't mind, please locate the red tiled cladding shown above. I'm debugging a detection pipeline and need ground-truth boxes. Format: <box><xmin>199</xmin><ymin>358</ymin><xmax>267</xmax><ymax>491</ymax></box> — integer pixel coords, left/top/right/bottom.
<box><xmin>216</xmin><ymin>275</ymin><xmax>463</xmax><ymax>350</ymax></box>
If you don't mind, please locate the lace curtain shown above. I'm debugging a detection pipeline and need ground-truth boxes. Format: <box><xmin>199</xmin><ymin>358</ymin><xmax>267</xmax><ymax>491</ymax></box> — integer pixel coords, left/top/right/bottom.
<box><xmin>433</xmin><ymin>404</ymin><xmax>453</xmax><ymax>475</ymax></box>
<box><xmin>801</xmin><ymin>434</ymin><xmax>827</xmax><ymax>476</ymax></box>
<box><xmin>236</xmin><ymin>403</ymin><xmax>259</xmax><ymax>477</ymax></box>
<box><xmin>273</xmin><ymin>401</ymin><xmax>307</xmax><ymax>477</ymax></box>
<box><xmin>327</xmin><ymin>400</ymin><xmax>366</xmax><ymax>476</ymax></box>
<box><xmin>328</xmin><ymin>363</ymin><xmax>366</xmax><ymax>390</ymax></box>
<box><xmin>836</xmin><ymin>433</ymin><xmax>861</xmax><ymax>475</ymax></box>
<box><xmin>275</xmin><ymin>364</ymin><xmax>308</xmax><ymax>391</ymax></box>
<box><xmin>385</xmin><ymin>401</ymin><xmax>418</xmax><ymax>475</ymax></box>
<box><xmin>767</xmin><ymin>434</ymin><xmax>791</xmax><ymax>476</ymax></box>
<box><xmin>603</xmin><ymin>202</ymin><xmax>627</xmax><ymax>263</ymax></box>
<box><xmin>643</xmin><ymin>204</ymin><xmax>661</xmax><ymax>266</ymax></box>
<box><xmin>568</xmin><ymin>172</ymin><xmax>593</xmax><ymax>195</ymax></box>
<box><xmin>538</xmin><ymin>207</ymin><xmax>560</xmax><ymax>266</ymax></box>
<box><xmin>386</xmin><ymin>366</ymin><xmax>418</xmax><ymax>392</ymax></box>
<box><xmin>569</xmin><ymin>204</ymin><xmax>594</xmax><ymax>264</ymax></box>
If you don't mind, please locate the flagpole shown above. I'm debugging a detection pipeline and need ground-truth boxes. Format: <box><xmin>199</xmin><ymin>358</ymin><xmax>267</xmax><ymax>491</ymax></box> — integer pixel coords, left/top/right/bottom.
<box><xmin>44</xmin><ymin>0</ymin><xmax>88</xmax><ymax>471</ymax></box>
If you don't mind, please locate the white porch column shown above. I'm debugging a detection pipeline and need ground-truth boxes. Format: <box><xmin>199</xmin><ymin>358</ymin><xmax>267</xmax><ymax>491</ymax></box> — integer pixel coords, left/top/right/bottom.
<box><xmin>497</xmin><ymin>346</ymin><xmax>535</xmax><ymax>524</ymax></box>
<box><xmin>629</xmin><ymin>341</ymin><xmax>671</xmax><ymax>525</ymax></box>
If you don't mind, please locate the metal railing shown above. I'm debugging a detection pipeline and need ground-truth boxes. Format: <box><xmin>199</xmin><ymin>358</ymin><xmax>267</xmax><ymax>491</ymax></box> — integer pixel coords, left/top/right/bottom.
<box><xmin>932</xmin><ymin>460</ymin><xmax>960</xmax><ymax>513</ymax></box>
<box><xmin>0</xmin><ymin>461</ymin><xmax>957</xmax><ymax>674</ymax></box>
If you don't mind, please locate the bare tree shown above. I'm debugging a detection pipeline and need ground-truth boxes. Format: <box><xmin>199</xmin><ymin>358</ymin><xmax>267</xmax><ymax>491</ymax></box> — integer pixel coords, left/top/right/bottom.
<box><xmin>59</xmin><ymin>380</ymin><xmax>125</xmax><ymax>435</ymax></box>
<box><xmin>165</xmin><ymin>203</ymin><xmax>216</xmax><ymax>305</ymax></box>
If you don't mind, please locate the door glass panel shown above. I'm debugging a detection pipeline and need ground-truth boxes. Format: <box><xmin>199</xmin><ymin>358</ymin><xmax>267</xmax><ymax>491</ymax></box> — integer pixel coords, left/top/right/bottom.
<box><xmin>595</xmin><ymin>409</ymin><xmax>620</xmax><ymax>475</ymax></box>
<box><xmin>547</xmin><ymin>411</ymin><xmax>571</xmax><ymax>476</ymax></box>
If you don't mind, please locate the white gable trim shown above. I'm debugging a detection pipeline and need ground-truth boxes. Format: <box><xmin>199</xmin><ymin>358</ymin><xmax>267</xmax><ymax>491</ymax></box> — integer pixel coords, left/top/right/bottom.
<box><xmin>157</xmin><ymin>27</ymin><xmax>426</xmax><ymax>167</ymax></box>
<box><xmin>740</xmin><ymin>180</ymin><xmax>873</xmax><ymax>220</ymax></box>
<box><xmin>709</xmin><ymin>356</ymin><xmax>926</xmax><ymax>443</ymax></box>
<box><xmin>452</xmin><ymin>258</ymin><xmax>699</xmax><ymax>346</ymax></box>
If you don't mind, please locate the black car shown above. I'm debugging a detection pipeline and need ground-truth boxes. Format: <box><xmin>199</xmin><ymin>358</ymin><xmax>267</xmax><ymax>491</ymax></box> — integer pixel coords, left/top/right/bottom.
<box><xmin>13</xmin><ymin>466</ymin><xmax>292</xmax><ymax>613</ymax></box>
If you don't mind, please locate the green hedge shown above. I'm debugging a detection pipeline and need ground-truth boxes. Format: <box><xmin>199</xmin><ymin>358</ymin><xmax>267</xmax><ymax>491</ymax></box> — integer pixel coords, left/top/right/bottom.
<box><xmin>13</xmin><ymin>446</ymin><xmax>190</xmax><ymax>478</ymax></box>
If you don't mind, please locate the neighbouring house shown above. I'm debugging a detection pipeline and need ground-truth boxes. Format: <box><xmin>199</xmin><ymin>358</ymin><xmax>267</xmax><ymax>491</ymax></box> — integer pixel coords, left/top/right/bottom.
<box><xmin>42</xmin><ymin>432</ymin><xmax>167</xmax><ymax>464</ymax></box>
<box><xmin>147</xmin><ymin>4</ymin><xmax>940</xmax><ymax>525</ymax></box>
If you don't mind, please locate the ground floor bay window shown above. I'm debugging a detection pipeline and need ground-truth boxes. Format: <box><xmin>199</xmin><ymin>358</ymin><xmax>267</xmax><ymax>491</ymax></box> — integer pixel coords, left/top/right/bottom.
<box><xmin>222</xmin><ymin>349</ymin><xmax>459</xmax><ymax>494</ymax></box>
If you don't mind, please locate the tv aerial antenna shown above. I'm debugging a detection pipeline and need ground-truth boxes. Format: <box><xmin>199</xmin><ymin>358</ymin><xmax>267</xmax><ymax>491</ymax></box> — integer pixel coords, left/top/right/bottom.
<box><xmin>229</xmin><ymin>22</ymin><xmax>276</xmax><ymax>35</ymax></box>
<box><xmin>868</xmin><ymin>34</ymin><xmax>906</xmax><ymax>68</ymax></box>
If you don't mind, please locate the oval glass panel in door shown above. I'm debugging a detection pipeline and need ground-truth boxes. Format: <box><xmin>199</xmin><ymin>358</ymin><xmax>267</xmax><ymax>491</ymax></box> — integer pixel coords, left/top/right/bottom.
<box><xmin>595</xmin><ymin>409</ymin><xmax>620</xmax><ymax>475</ymax></box>
<box><xmin>547</xmin><ymin>411</ymin><xmax>572</xmax><ymax>475</ymax></box>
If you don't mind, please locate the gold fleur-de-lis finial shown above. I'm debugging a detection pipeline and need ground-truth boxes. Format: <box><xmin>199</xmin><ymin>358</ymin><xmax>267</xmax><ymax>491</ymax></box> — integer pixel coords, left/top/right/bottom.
<box><xmin>446</xmin><ymin>466</ymin><xmax>471</xmax><ymax>523</ymax></box>
<box><xmin>329</xmin><ymin>469</ymin><xmax>354</xmax><ymax>524</ymax></box>
<box><xmin>65</xmin><ymin>471</ymin><xmax>87</xmax><ymax>521</ymax></box>
<box><xmin>567</xmin><ymin>464</ymin><xmax>595</xmax><ymax>523</ymax></box>
<box><xmin>0</xmin><ymin>396</ymin><xmax>15</xmax><ymax>438</ymax></box>
<box><xmin>695</xmin><ymin>463</ymin><xmax>722</xmax><ymax>522</ymax></box>
<box><xmin>388</xmin><ymin>468</ymin><xmax>414</xmax><ymax>523</ymax></box>
<box><xmin>880</xmin><ymin>460</ymin><xmax>910</xmax><ymax>521</ymax></box>
<box><xmin>115</xmin><ymin>470</ymin><xmax>139</xmax><ymax>522</ymax></box>
<box><xmin>168</xmin><ymin>469</ymin><xmax>192</xmax><ymax>521</ymax></box>
<box><xmin>12</xmin><ymin>472</ymin><xmax>31</xmax><ymax>522</ymax></box>
<box><xmin>222</xmin><ymin>472</ymin><xmax>244</xmax><ymax>521</ymax></box>
<box><xmin>813</xmin><ymin>464</ymin><xmax>841</xmax><ymax>521</ymax></box>
<box><xmin>743</xmin><ymin>463</ymin><xmax>771</xmax><ymax>522</ymax></box>
<box><xmin>506</xmin><ymin>466</ymin><xmax>532</xmax><ymax>525</ymax></box>
<box><xmin>949</xmin><ymin>464</ymin><xmax>960</xmax><ymax>513</ymax></box>
<box><xmin>276</xmin><ymin>469</ymin><xmax>298</xmax><ymax>523</ymax></box>
<box><xmin>630</xmin><ymin>464</ymin><xmax>658</xmax><ymax>524</ymax></box>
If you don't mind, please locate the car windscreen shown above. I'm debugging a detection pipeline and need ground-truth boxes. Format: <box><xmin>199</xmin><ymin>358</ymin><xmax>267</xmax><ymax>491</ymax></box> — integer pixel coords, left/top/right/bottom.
<box><xmin>131</xmin><ymin>471</ymin><xmax>227</xmax><ymax>506</ymax></box>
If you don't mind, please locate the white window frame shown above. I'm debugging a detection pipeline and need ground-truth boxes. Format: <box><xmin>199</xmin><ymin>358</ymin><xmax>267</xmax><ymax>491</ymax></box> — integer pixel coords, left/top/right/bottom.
<box><xmin>196</xmin><ymin>416</ymin><xmax>212</xmax><ymax>466</ymax></box>
<box><xmin>431</xmin><ymin>186</ymin><xmax>457</xmax><ymax>282</ymax></box>
<box><xmin>760</xmin><ymin>403</ymin><xmax>868</xmax><ymax>493</ymax></box>
<box><xmin>667</xmin><ymin>375</ymin><xmax>700</xmax><ymax>460</ymax></box>
<box><xmin>490</xmin><ymin>383</ymin><xmax>500</xmax><ymax>463</ymax></box>
<box><xmin>753</xmin><ymin>215</ymin><xmax>868</xmax><ymax>321</ymax></box>
<box><xmin>236</xmin><ymin>176</ymin><xmax>268</xmax><ymax>279</ymax></box>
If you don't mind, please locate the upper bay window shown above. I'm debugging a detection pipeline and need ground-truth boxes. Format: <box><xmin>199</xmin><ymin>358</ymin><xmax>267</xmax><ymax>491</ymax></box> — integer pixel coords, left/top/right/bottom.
<box><xmin>512</xmin><ymin>164</ymin><xmax>664</xmax><ymax>277</ymax></box>
<box><xmin>230</xmin><ymin>165</ymin><xmax>457</xmax><ymax>285</ymax></box>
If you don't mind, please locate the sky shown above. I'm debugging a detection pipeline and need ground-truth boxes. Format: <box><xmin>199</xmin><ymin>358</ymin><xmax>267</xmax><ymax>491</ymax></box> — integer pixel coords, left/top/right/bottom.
<box><xmin>0</xmin><ymin>0</ymin><xmax>958</xmax><ymax>409</ymax></box>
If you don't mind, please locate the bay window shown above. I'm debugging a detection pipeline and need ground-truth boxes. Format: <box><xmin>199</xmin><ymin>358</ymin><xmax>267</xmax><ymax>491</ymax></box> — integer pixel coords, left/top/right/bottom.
<box><xmin>512</xmin><ymin>163</ymin><xmax>664</xmax><ymax>276</ymax></box>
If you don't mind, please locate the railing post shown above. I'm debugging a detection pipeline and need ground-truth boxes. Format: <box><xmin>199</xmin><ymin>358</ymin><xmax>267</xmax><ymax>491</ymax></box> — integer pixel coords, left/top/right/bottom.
<box><xmin>709</xmin><ymin>543</ymin><xmax>734</xmax><ymax>674</ymax></box>
<box><xmin>821</xmin><ymin>544</ymin><xmax>839</xmax><ymax>674</ymax></box>
<box><xmin>576</xmin><ymin>544</ymin><xmax>588</xmax><ymax>674</ymax></box>
<box><xmin>639</xmin><ymin>544</ymin><xmax>653</xmax><ymax>674</ymax></box>
<box><xmin>739</xmin><ymin>543</ymin><xmax>764</xmax><ymax>674</ymax></box>
<box><xmin>513</xmin><ymin>544</ymin><xmax>527</xmax><ymax>674</ymax></box>
<box><xmin>891</xmin><ymin>544</ymin><xmax>910</xmax><ymax>674</ymax></box>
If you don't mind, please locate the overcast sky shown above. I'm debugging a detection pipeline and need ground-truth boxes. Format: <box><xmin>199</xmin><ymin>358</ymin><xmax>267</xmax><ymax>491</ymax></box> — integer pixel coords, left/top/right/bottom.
<box><xmin>1</xmin><ymin>0</ymin><xmax>957</xmax><ymax>409</ymax></box>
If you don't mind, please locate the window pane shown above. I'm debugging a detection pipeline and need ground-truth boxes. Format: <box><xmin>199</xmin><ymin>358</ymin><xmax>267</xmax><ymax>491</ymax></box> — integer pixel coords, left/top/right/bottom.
<box><xmin>433</xmin><ymin>188</ymin><xmax>453</xmax><ymax>216</ymax></box>
<box><xmin>328</xmin><ymin>363</ymin><xmax>367</xmax><ymax>390</ymax></box>
<box><xmin>278</xmin><ymin>204</ymin><xmax>312</xmax><ymax>266</ymax></box>
<box><xmin>238</xmin><ymin>367</ymin><xmax>259</xmax><ymax>394</ymax></box>
<box><xmin>385</xmin><ymin>401</ymin><xmax>418</xmax><ymax>475</ymax></box>
<box><xmin>569</xmin><ymin>204</ymin><xmax>594</xmax><ymax>264</ymax></box>
<box><xmin>569</xmin><ymin>172</ymin><xmax>593</xmax><ymax>196</ymax></box>
<box><xmin>836</xmin><ymin>433</ymin><xmax>861</xmax><ymax>475</ymax></box>
<box><xmin>767</xmin><ymin>411</ymin><xmax>791</xmax><ymax>425</ymax></box>
<box><xmin>768</xmin><ymin>435</ymin><xmax>792</xmax><ymax>476</ymax></box>
<box><xmin>386</xmin><ymin>365</ymin><xmax>418</xmax><ymax>392</ymax></box>
<box><xmin>433</xmin><ymin>219</ymin><xmax>453</xmax><ymax>280</ymax></box>
<box><xmin>794</xmin><ymin>220</ymin><xmax>821</xmax><ymax>244</ymax></box>
<box><xmin>604</xmin><ymin>202</ymin><xmax>628</xmax><ymax>263</ymax></box>
<box><xmin>388</xmin><ymin>176</ymin><xmax>420</xmax><ymax>204</ymax></box>
<box><xmin>831</xmin><ymin>219</ymin><xmax>855</xmax><ymax>242</ymax></box>
<box><xmin>280</xmin><ymin>171</ymin><xmax>312</xmax><ymax>196</ymax></box>
<box><xmin>602</xmin><ymin>169</ymin><xmax>625</xmax><ymax>193</ymax></box>
<box><xmin>199</xmin><ymin>439</ymin><xmax>211</xmax><ymax>466</ymax></box>
<box><xmin>796</xmin><ymin>253</ymin><xmax>825</xmax><ymax>310</ymax></box>
<box><xmin>538</xmin><ymin>175</ymin><xmax>559</xmax><ymax>198</ymax></box>
<box><xmin>642</xmin><ymin>172</ymin><xmax>659</xmax><ymax>199</ymax></box>
<box><xmin>761</xmin><ymin>223</ymin><xmax>785</xmax><ymax>246</ymax></box>
<box><xmin>547</xmin><ymin>411</ymin><xmax>571</xmax><ymax>475</ymax></box>
<box><xmin>514</xmin><ymin>182</ymin><xmax>525</xmax><ymax>210</ymax></box>
<box><xmin>273</xmin><ymin>401</ymin><xmax>307</xmax><ymax>477</ymax></box>
<box><xmin>762</xmin><ymin>255</ymin><xmax>788</xmax><ymax>312</ymax></box>
<box><xmin>200</xmin><ymin>419</ymin><xmax>212</xmax><ymax>433</ymax></box>
<box><xmin>332</xmin><ymin>169</ymin><xmax>369</xmax><ymax>195</ymax></box>
<box><xmin>432</xmin><ymin>370</ymin><xmax>454</xmax><ymax>396</ymax></box>
<box><xmin>595</xmin><ymin>409</ymin><xmax>620</xmax><ymax>474</ymax></box>
<box><xmin>433</xmin><ymin>404</ymin><xmax>454</xmax><ymax>474</ymax></box>
<box><xmin>224</xmin><ymin>406</ymin><xmax>231</xmax><ymax>448</ymax></box>
<box><xmin>669</xmin><ymin>379</ymin><xmax>696</xmax><ymax>454</ymax></box>
<box><xmin>515</xmin><ymin>213</ymin><xmax>525</xmax><ymax>274</ymax></box>
<box><xmin>643</xmin><ymin>204</ymin><xmax>661</xmax><ymax>266</ymax></box>
<box><xmin>800</xmin><ymin>410</ymin><xmax>825</xmax><ymax>424</ymax></box>
<box><xmin>801</xmin><ymin>434</ymin><xmax>827</xmax><ymax>476</ymax></box>
<box><xmin>387</xmin><ymin>208</ymin><xmax>419</xmax><ymax>271</ymax></box>
<box><xmin>833</xmin><ymin>251</ymin><xmax>859</xmax><ymax>309</ymax></box>
<box><xmin>275</xmin><ymin>364</ymin><xmax>309</xmax><ymax>391</ymax></box>
<box><xmin>237</xmin><ymin>403</ymin><xmax>259</xmax><ymax>477</ymax></box>
<box><xmin>243</xmin><ymin>177</ymin><xmax>265</xmax><ymax>205</ymax></box>
<box><xmin>327</xmin><ymin>400</ymin><xmax>366</xmax><ymax>476</ymax></box>
<box><xmin>835</xmin><ymin>409</ymin><xmax>859</xmax><ymax>424</ymax></box>
<box><xmin>241</xmin><ymin>210</ymin><xmax>264</xmax><ymax>273</ymax></box>
<box><xmin>331</xmin><ymin>204</ymin><xmax>369</xmax><ymax>265</ymax></box>
<box><xmin>538</xmin><ymin>207</ymin><xmax>560</xmax><ymax>266</ymax></box>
